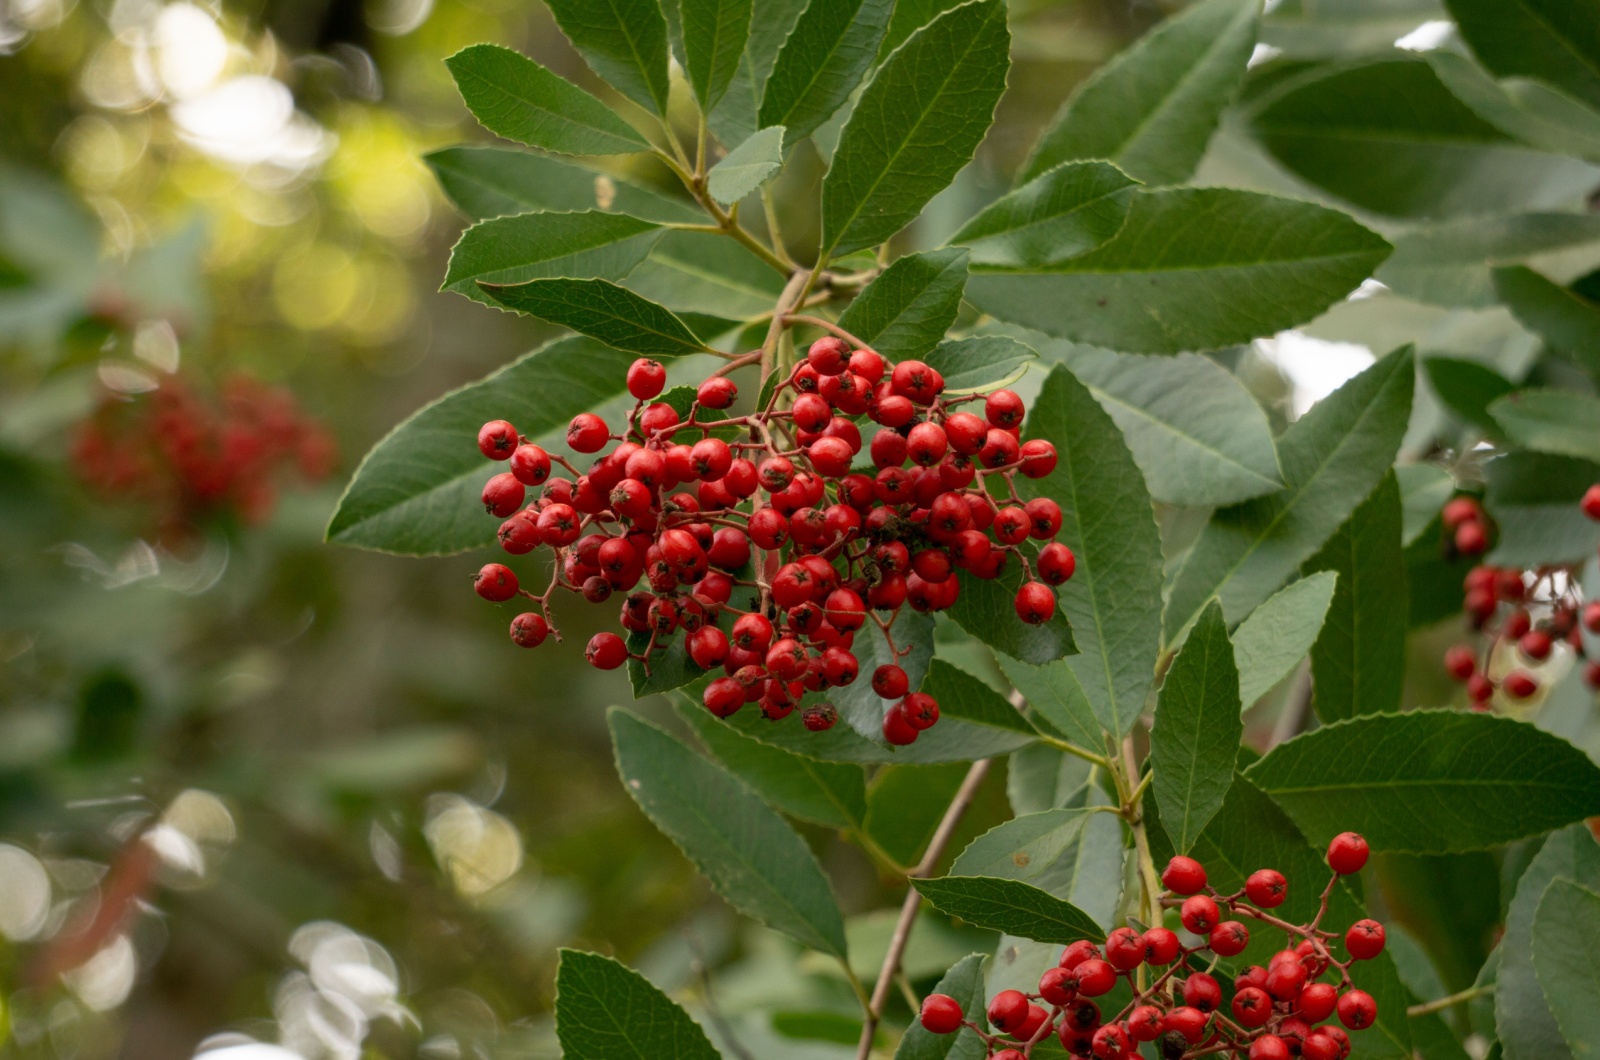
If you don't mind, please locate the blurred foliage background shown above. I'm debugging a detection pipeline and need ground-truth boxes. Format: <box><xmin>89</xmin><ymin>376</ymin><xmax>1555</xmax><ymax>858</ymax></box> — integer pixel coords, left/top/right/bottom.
<box><xmin>9</xmin><ymin>0</ymin><xmax>1590</xmax><ymax>1055</ymax></box>
<box><xmin>0</xmin><ymin>0</ymin><xmax>1173</xmax><ymax>1055</ymax></box>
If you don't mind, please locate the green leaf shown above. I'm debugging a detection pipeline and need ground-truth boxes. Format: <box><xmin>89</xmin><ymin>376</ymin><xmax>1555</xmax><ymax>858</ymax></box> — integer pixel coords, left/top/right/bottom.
<box><xmin>545</xmin><ymin>0</ymin><xmax>672</xmax><ymax>116</ymax></box>
<box><xmin>1422</xmin><ymin>356</ymin><xmax>1516</xmax><ymax>435</ymax></box>
<box><xmin>426</xmin><ymin>146</ymin><xmax>695</xmax><ymax>223</ymax></box>
<box><xmin>997</xmin><ymin>655</ymin><xmax>1102</xmax><ymax>753</ymax></box>
<box><xmin>912</xmin><ymin>875</ymin><xmax>1103</xmax><ymax>945</ymax></box>
<box><xmin>681</xmin><ymin>0</ymin><xmax>752</xmax><ymax>110</ymax></box>
<box><xmin>707</xmin><ymin>125</ymin><xmax>785</xmax><ymax>206</ymax></box>
<box><xmin>628</xmin><ymin>629</ymin><xmax>704</xmax><ymax>697</ymax></box>
<box><xmin>1492</xmin><ymin>389</ymin><xmax>1600</xmax><ymax>463</ymax></box>
<box><xmin>1397</xmin><ymin>465</ymin><xmax>1455</xmax><ymax>549</ymax></box>
<box><xmin>946</xmin><ymin>544</ymin><xmax>1077</xmax><ymax>666</ymax></box>
<box><xmin>950</xmin><ymin>808</ymin><xmax>1095</xmax><ymax>883</ymax></box>
<box><xmin>893</xmin><ymin>953</ymin><xmax>987</xmax><ymax>1060</ymax></box>
<box><xmin>1492</xmin><ymin>264</ymin><xmax>1600</xmax><ymax>377</ymax></box>
<box><xmin>1245</xmin><ymin>710</ymin><xmax>1600</xmax><ymax>854</ymax></box>
<box><xmin>1164</xmin><ymin>346</ymin><xmax>1415</xmax><ymax>642</ymax></box>
<box><xmin>833</xmin><ymin>608</ymin><xmax>935</xmax><ymax>741</ymax></box>
<box><xmin>623</xmin><ymin>230</ymin><xmax>788</xmax><ymax>318</ymax></box>
<box><xmin>758</xmin><ymin>0</ymin><xmax>893</xmax><ymax>143</ymax></box>
<box><xmin>1030</xmin><ymin>338</ymin><xmax>1284</xmax><ymax>507</ymax></box>
<box><xmin>609</xmin><ymin>709</ymin><xmax>848</xmax><ymax>956</ymax></box>
<box><xmin>1424</xmin><ymin>50</ymin><xmax>1600</xmax><ymax>167</ymax></box>
<box><xmin>1021</xmin><ymin>365</ymin><xmax>1162</xmax><ymax>738</ymax></box>
<box><xmin>949</xmin><ymin>161</ymin><xmax>1137</xmax><ymax>269</ymax></box>
<box><xmin>1485</xmin><ymin>451</ymin><xmax>1600</xmax><ymax>567</ymax></box>
<box><xmin>921</xmin><ymin>336</ymin><xmax>1035</xmax><ymax>395</ymax></box>
<box><xmin>444</xmin><ymin>44</ymin><xmax>651</xmax><ymax>155</ymax></box>
<box><xmin>1376</xmin><ymin>212</ymin><xmax>1600</xmax><ymax>309</ymax></box>
<box><xmin>1231</xmin><ymin>571</ymin><xmax>1336</xmax><ymax>709</ymax></box>
<box><xmin>965</xmin><ymin>188</ymin><xmax>1392</xmax><ymax>354</ymax></box>
<box><xmin>479</xmin><ymin>278</ymin><xmax>709</xmax><ymax>357</ymax></box>
<box><xmin>1251</xmin><ymin>57</ymin><xmax>1600</xmax><ymax>219</ymax></box>
<box><xmin>1442</xmin><ymin>0</ymin><xmax>1600</xmax><ymax>111</ymax></box>
<box><xmin>1019</xmin><ymin>0</ymin><xmax>1257</xmax><ymax>186</ymax></box>
<box><xmin>1499</xmin><ymin>824</ymin><xmax>1600</xmax><ymax>1060</ymax></box>
<box><xmin>326</xmin><ymin>336</ymin><xmax>632</xmax><ymax>554</ymax></box>
<box><xmin>820</xmin><ymin>0</ymin><xmax>1009</xmax><ymax>257</ymax></box>
<box><xmin>865</xmin><ymin>763</ymin><xmax>972</xmax><ymax>866</ymax></box>
<box><xmin>1303</xmin><ymin>472</ymin><xmax>1406</xmax><ymax>723</ymax></box>
<box><xmin>1150</xmin><ymin>601</ymin><xmax>1240</xmax><ymax>854</ymax></box>
<box><xmin>442</xmin><ymin>211</ymin><xmax>662</xmax><ymax>298</ymax></box>
<box><xmin>923</xmin><ymin>659</ymin><xmax>1037</xmax><ymax>738</ymax></box>
<box><xmin>555</xmin><ymin>949</ymin><xmax>720</xmax><ymax>1060</ymax></box>
<box><xmin>1534</xmin><ymin>878</ymin><xmax>1600</xmax><ymax>1056</ymax></box>
<box><xmin>836</xmin><ymin>248</ymin><xmax>968</xmax><ymax>361</ymax></box>
<box><xmin>705</xmin><ymin>0</ymin><xmax>809</xmax><ymax>146</ymax></box>
<box><xmin>677</xmin><ymin>700</ymin><xmax>865</xmax><ymax>829</ymax></box>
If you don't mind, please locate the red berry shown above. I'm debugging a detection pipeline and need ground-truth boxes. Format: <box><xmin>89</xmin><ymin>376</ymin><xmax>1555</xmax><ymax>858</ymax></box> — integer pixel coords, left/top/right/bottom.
<box><xmin>567</xmin><ymin>413</ymin><xmax>609</xmax><ymax>453</ymax></box>
<box><xmin>807</xmin><ymin>336</ymin><xmax>851</xmax><ymax>376</ymax></box>
<box><xmin>978</xmin><ymin>428</ymin><xmax>1020</xmax><ymax>469</ymax></box>
<box><xmin>638</xmin><ymin>402</ymin><xmax>679</xmax><ymax>436</ymax></box>
<box><xmin>986</xmin><ymin>989</ymin><xmax>1029</xmax><ymax>1033</ymax></box>
<box><xmin>1127</xmin><ymin>1005</ymin><xmax>1164</xmax><ymax>1042</ymax></box>
<box><xmin>1074</xmin><ymin>959</ymin><xmax>1117</xmax><ymax>997</ymax></box>
<box><xmin>1345</xmin><ymin>918</ymin><xmax>1385</xmax><ymax>960</ymax></box>
<box><xmin>985</xmin><ymin>389</ymin><xmax>1024</xmax><ymax>428</ymax></box>
<box><xmin>1104</xmin><ymin>926</ymin><xmax>1143</xmax><ymax>970</ymax></box>
<box><xmin>1327</xmin><ymin>832</ymin><xmax>1369</xmax><ymax>875</ymax></box>
<box><xmin>807</xmin><ymin>435</ymin><xmax>854</xmax><ymax>477</ymax></box>
<box><xmin>1181</xmin><ymin>973</ymin><xmax>1222</xmax><ymax>1013</ymax></box>
<box><xmin>1016</xmin><ymin>1004</ymin><xmax>1049</xmax><ymax>1043</ymax></box>
<box><xmin>691</xmin><ymin>438</ymin><xmax>733</xmax><ymax>481</ymax></box>
<box><xmin>697</xmin><ymin>376</ymin><xmax>737</xmax><ymax>409</ymax></box>
<box><xmin>1303</xmin><ymin>1034</ymin><xmax>1340</xmax><ymax>1060</ymax></box>
<box><xmin>1245</xmin><ymin>868</ymin><xmax>1288</xmax><ymax>908</ymax></box>
<box><xmin>1455</xmin><ymin>520</ymin><xmax>1488</xmax><ymax>555</ymax></box>
<box><xmin>1180</xmin><ymin>894</ymin><xmax>1219</xmax><ymax>934</ymax></box>
<box><xmin>919</xmin><ymin>993</ymin><xmax>963</xmax><ymax>1035</ymax></box>
<box><xmin>901</xmin><ymin>692</ymin><xmax>940</xmax><ymax>730</ymax></box>
<box><xmin>1142</xmin><ymin>926</ymin><xmax>1181</xmax><ymax>965</ymax></box>
<box><xmin>1444</xmin><ymin>644</ymin><xmax>1476</xmax><ymax>681</ymax></box>
<box><xmin>1336</xmin><ymin>988</ymin><xmax>1376</xmax><ymax>1030</ymax></box>
<box><xmin>1468</xmin><ymin>672</ymin><xmax>1494</xmax><ymax>703</ymax></box>
<box><xmin>1162</xmin><ymin>855</ymin><xmax>1207</xmax><ymax>894</ymax></box>
<box><xmin>1504</xmin><ymin>669</ymin><xmax>1540</xmax><ymax>698</ymax></box>
<box><xmin>1250</xmin><ymin>1035</ymin><xmax>1291</xmax><ymax>1060</ymax></box>
<box><xmin>1232</xmin><ymin>985</ymin><xmax>1272</xmax><ymax>1028</ymax></box>
<box><xmin>482</xmin><ymin>472</ymin><xmax>526</xmax><ymax>517</ymax></box>
<box><xmin>626</xmin><ymin>358</ymin><xmax>666</xmax><ymax>399</ymax></box>
<box><xmin>703</xmin><ymin>675</ymin><xmax>744</xmax><ymax>716</ymax></box>
<box><xmin>585</xmin><ymin>631</ymin><xmax>627</xmax><ymax>670</ymax></box>
<box><xmin>1059</xmin><ymin>940</ymin><xmax>1101</xmax><ymax>969</ymax></box>
<box><xmin>907</xmin><ymin>422</ymin><xmax>950</xmax><ymax>467</ymax></box>
<box><xmin>509</xmin><ymin>612</ymin><xmax>548</xmax><ymax>647</ymax></box>
<box><xmin>1297</xmin><ymin>982</ymin><xmax>1338</xmax><ymax>1022</ymax></box>
<box><xmin>474</xmin><ymin>563</ymin><xmax>519</xmax><ymax>602</ymax></box>
<box><xmin>1014</xmin><ymin>581</ymin><xmax>1056</xmax><ymax>624</ymax></box>
<box><xmin>478</xmin><ymin>419</ymin><xmax>518</xmax><ymax>459</ymax></box>
<box><xmin>1038</xmin><ymin>966</ymin><xmax>1078</xmax><ymax>1006</ymax></box>
<box><xmin>1208</xmin><ymin>920</ymin><xmax>1249</xmax><ymax>957</ymax></box>
<box><xmin>883</xmin><ymin>704</ymin><xmax>919</xmax><ymax>746</ymax></box>
<box><xmin>1025</xmin><ymin>497</ymin><xmax>1063</xmax><ymax>539</ymax></box>
<box><xmin>505</xmin><ymin>444</ymin><xmax>550</xmax><ymax>487</ymax></box>
<box><xmin>1019</xmin><ymin>439</ymin><xmax>1057</xmax><ymax>478</ymax></box>
<box><xmin>1441</xmin><ymin>496</ymin><xmax>1481</xmax><ymax>530</ymax></box>
<box><xmin>891</xmin><ymin>360</ymin><xmax>943</xmax><ymax>403</ymax></box>
<box><xmin>801</xmin><ymin>702</ymin><xmax>838</xmax><ymax>731</ymax></box>
<box><xmin>1164</xmin><ymin>1006</ymin><xmax>1207</xmax><ymax>1044</ymax></box>
<box><xmin>1090</xmin><ymin>1023</ymin><xmax>1129</xmax><ymax>1059</ymax></box>
<box><xmin>1583</xmin><ymin>601</ymin><xmax>1600</xmax><ymax>634</ymax></box>
<box><xmin>688</xmin><ymin>625</ymin><xmax>729</xmax><ymax>669</ymax></box>
<box><xmin>1037</xmin><ymin>542</ymin><xmax>1076</xmax><ymax>585</ymax></box>
<box><xmin>1582</xmin><ymin>483</ymin><xmax>1600</xmax><ymax>520</ymax></box>
<box><xmin>1520</xmin><ymin>629</ymin><xmax>1553</xmax><ymax>661</ymax></box>
<box><xmin>871</xmin><ymin>664</ymin><xmax>910</xmax><ymax>699</ymax></box>
<box><xmin>1265</xmin><ymin>958</ymin><xmax>1307</xmax><ymax>1002</ymax></box>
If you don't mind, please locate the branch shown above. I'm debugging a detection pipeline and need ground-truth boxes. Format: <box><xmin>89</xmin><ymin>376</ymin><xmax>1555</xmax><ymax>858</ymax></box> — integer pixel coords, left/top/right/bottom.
<box><xmin>1407</xmin><ymin>983</ymin><xmax>1494</xmax><ymax>1017</ymax></box>
<box><xmin>854</xmin><ymin>758</ymin><xmax>993</xmax><ymax>1060</ymax></box>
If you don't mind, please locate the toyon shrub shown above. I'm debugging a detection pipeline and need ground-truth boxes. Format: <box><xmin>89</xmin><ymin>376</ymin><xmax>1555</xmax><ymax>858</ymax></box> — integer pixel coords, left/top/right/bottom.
<box><xmin>325</xmin><ymin>0</ymin><xmax>1600</xmax><ymax>1055</ymax></box>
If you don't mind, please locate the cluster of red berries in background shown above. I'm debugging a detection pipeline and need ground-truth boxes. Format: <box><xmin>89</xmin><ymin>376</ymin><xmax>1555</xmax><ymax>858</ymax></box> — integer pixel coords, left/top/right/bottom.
<box><xmin>470</xmin><ymin>335</ymin><xmax>1073</xmax><ymax>742</ymax></box>
<box><xmin>72</xmin><ymin>375</ymin><xmax>337</xmax><ymax>525</ymax></box>
<box><xmin>1439</xmin><ymin>488</ymin><xmax>1600</xmax><ymax>704</ymax></box>
<box><xmin>919</xmin><ymin>834</ymin><xmax>1382</xmax><ymax>1059</ymax></box>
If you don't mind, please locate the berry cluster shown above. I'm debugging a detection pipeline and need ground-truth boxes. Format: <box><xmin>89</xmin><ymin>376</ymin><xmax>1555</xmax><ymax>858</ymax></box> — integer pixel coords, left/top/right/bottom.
<box><xmin>72</xmin><ymin>375</ymin><xmax>337</xmax><ymax>524</ymax></box>
<box><xmin>1439</xmin><ymin>488</ymin><xmax>1600</xmax><ymax>703</ymax></box>
<box><xmin>918</xmin><ymin>834</ymin><xmax>1383</xmax><ymax>1059</ymax></box>
<box><xmin>470</xmin><ymin>336</ymin><xmax>1072</xmax><ymax>741</ymax></box>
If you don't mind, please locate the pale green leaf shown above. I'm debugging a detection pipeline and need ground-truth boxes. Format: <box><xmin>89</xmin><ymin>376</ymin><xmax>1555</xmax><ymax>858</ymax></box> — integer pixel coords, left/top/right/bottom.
<box><xmin>707</xmin><ymin>125</ymin><xmax>785</xmax><ymax>206</ymax></box>
<box><xmin>1491</xmin><ymin>389</ymin><xmax>1600</xmax><ymax>463</ymax></box>
<box><xmin>705</xmin><ymin>0</ymin><xmax>809</xmax><ymax>146</ymax></box>
<box><xmin>922</xmin><ymin>336</ymin><xmax>1034</xmax><ymax>394</ymax></box>
<box><xmin>966</xmin><ymin>188</ymin><xmax>1392</xmax><ymax>354</ymax></box>
<box><xmin>610</xmin><ymin>709</ymin><xmax>848</xmax><ymax>956</ymax></box>
<box><xmin>821</xmin><ymin>0</ymin><xmax>1010</xmax><ymax>257</ymax></box>
<box><xmin>1425</xmin><ymin>50</ymin><xmax>1600</xmax><ymax>165</ymax></box>
<box><xmin>1164</xmin><ymin>346</ymin><xmax>1415</xmax><ymax>642</ymax></box>
<box><xmin>623</xmin><ymin>229</ymin><xmax>788</xmax><ymax>318</ymax></box>
<box><xmin>325</xmin><ymin>336</ymin><xmax>632</xmax><ymax>554</ymax></box>
<box><xmin>1022</xmin><ymin>365</ymin><xmax>1162</xmax><ymax>738</ymax></box>
<box><xmin>758</xmin><ymin>0</ymin><xmax>893</xmax><ymax>142</ymax></box>
<box><xmin>836</xmin><ymin>248</ymin><xmax>967</xmax><ymax>361</ymax></box>
<box><xmin>1377</xmin><ymin>210</ymin><xmax>1600</xmax><ymax>308</ymax></box>
<box><xmin>1020</xmin><ymin>0</ymin><xmax>1257</xmax><ymax>185</ymax></box>
<box><xmin>1533</xmin><ymin>878</ymin><xmax>1600</xmax><ymax>1057</ymax></box>
<box><xmin>1245</xmin><ymin>710</ymin><xmax>1600</xmax><ymax>853</ymax></box>
<box><xmin>682</xmin><ymin>0</ymin><xmax>752</xmax><ymax>110</ymax></box>
<box><xmin>426</xmin><ymin>146</ymin><xmax>696</xmax><ymax>222</ymax></box>
<box><xmin>1396</xmin><ymin>464</ymin><xmax>1454</xmax><ymax>548</ymax></box>
<box><xmin>555</xmin><ymin>949</ymin><xmax>720</xmax><ymax>1060</ymax></box>
<box><xmin>949</xmin><ymin>161</ymin><xmax>1137</xmax><ymax>268</ymax></box>
<box><xmin>913</xmin><ymin>875</ymin><xmax>1103</xmax><ymax>945</ymax></box>
<box><xmin>1303</xmin><ymin>472</ymin><xmax>1407</xmax><ymax>723</ymax></box>
<box><xmin>1442</xmin><ymin>0</ymin><xmax>1600</xmax><ymax>110</ymax></box>
<box><xmin>1492</xmin><ymin>264</ymin><xmax>1600</xmax><ymax>376</ymax></box>
<box><xmin>442</xmin><ymin>211</ymin><xmax>661</xmax><ymax>298</ymax></box>
<box><xmin>479</xmin><ymin>277</ymin><xmax>709</xmax><ymax>357</ymax></box>
<box><xmin>1231</xmin><ymin>571</ymin><xmax>1336</xmax><ymax>708</ymax></box>
<box><xmin>1150</xmin><ymin>601</ymin><xmax>1240</xmax><ymax>853</ymax></box>
<box><xmin>894</xmin><ymin>953</ymin><xmax>988</xmax><ymax>1060</ymax></box>
<box><xmin>545</xmin><ymin>0</ymin><xmax>673</xmax><ymax>116</ymax></box>
<box><xmin>997</xmin><ymin>655</ymin><xmax>1102</xmax><ymax>753</ymax></box>
<box><xmin>445</xmin><ymin>44</ymin><xmax>650</xmax><ymax>155</ymax></box>
<box><xmin>950</xmin><ymin>808</ymin><xmax>1093</xmax><ymax>883</ymax></box>
<box><xmin>1484</xmin><ymin>450</ymin><xmax>1600</xmax><ymax>567</ymax></box>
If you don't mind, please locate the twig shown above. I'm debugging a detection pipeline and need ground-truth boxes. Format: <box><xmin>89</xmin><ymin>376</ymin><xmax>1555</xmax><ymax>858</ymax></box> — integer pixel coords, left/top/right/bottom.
<box><xmin>1407</xmin><ymin>983</ymin><xmax>1494</xmax><ymax>1017</ymax></box>
<box><xmin>689</xmin><ymin>932</ymin><xmax>755</xmax><ymax>1060</ymax></box>
<box><xmin>854</xmin><ymin>758</ymin><xmax>993</xmax><ymax>1060</ymax></box>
